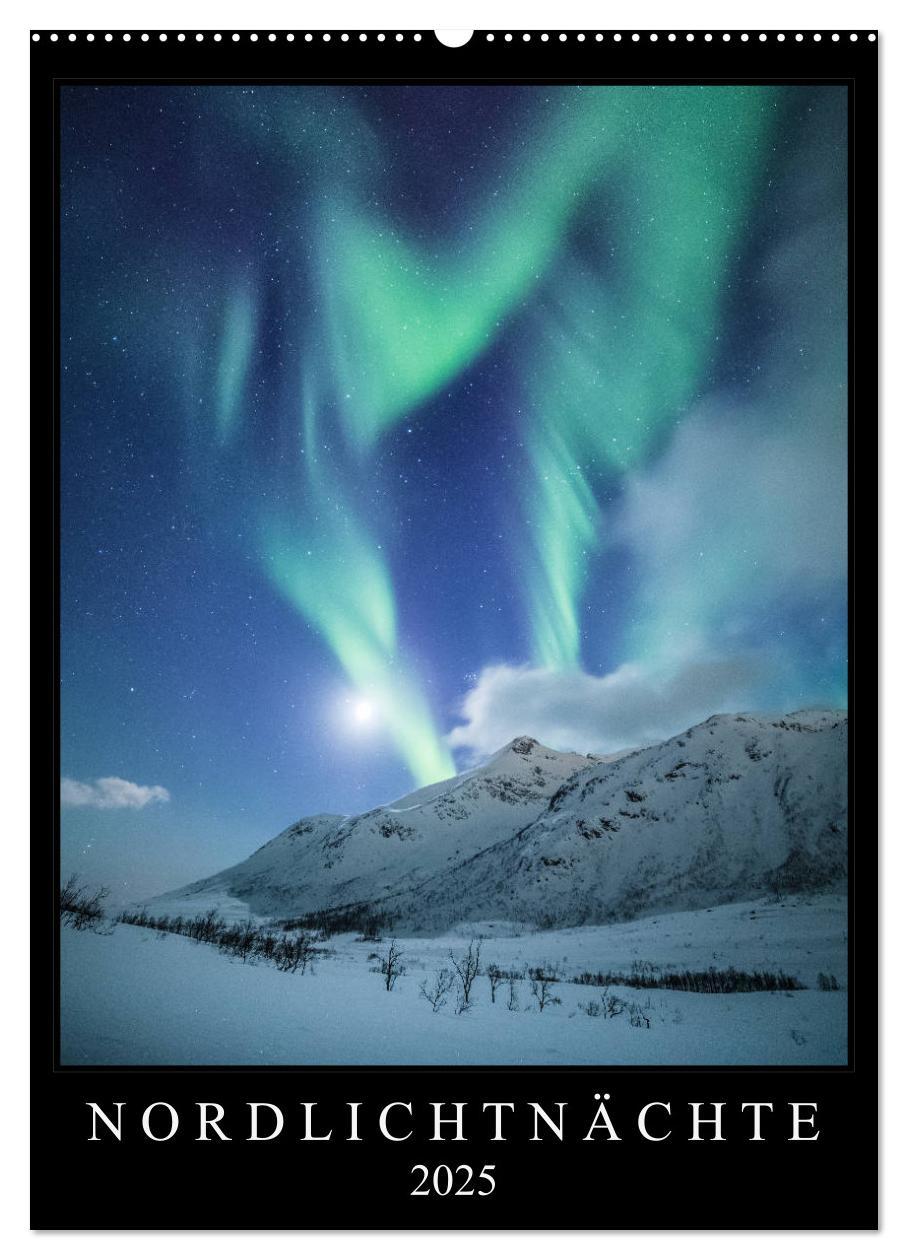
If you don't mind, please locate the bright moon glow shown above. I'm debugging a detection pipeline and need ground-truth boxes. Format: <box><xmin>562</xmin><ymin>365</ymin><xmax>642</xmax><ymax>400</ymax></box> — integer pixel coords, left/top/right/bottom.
<box><xmin>353</xmin><ymin>699</ymin><xmax>375</xmax><ymax>724</ymax></box>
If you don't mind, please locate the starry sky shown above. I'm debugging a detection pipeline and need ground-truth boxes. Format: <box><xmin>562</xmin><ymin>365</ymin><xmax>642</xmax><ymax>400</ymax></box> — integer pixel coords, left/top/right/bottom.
<box><xmin>60</xmin><ymin>84</ymin><xmax>848</xmax><ymax>900</ymax></box>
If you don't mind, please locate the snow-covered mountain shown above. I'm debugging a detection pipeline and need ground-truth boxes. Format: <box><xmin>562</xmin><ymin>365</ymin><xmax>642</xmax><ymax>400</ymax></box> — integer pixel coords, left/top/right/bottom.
<box><xmin>153</xmin><ymin>737</ymin><xmax>598</xmax><ymax>920</ymax></box>
<box><xmin>386</xmin><ymin>710</ymin><xmax>848</xmax><ymax>929</ymax></box>
<box><xmin>152</xmin><ymin>710</ymin><xmax>847</xmax><ymax>930</ymax></box>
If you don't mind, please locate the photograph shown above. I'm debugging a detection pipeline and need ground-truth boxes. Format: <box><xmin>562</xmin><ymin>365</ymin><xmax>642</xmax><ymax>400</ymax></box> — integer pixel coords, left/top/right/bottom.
<box><xmin>57</xmin><ymin>78</ymin><xmax>851</xmax><ymax>1070</ymax></box>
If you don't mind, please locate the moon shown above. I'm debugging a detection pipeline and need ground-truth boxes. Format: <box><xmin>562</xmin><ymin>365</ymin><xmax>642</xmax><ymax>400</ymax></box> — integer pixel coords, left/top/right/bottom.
<box><xmin>352</xmin><ymin>698</ymin><xmax>375</xmax><ymax>725</ymax></box>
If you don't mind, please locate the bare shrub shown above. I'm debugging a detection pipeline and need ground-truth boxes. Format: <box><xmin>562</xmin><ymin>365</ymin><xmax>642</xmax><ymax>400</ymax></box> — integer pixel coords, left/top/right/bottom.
<box><xmin>116</xmin><ymin>906</ymin><xmax>330</xmax><ymax>977</ymax></box>
<box><xmin>60</xmin><ymin>875</ymin><xmax>110</xmax><ymax>932</ymax></box>
<box><xmin>274</xmin><ymin>931</ymin><xmax>317</xmax><ymax>974</ymax></box>
<box><xmin>626</xmin><ymin>1000</ymin><xmax>651</xmax><ymax>1029</ymax></box>
<box><xmin>578</xmin><ymin>988</ymin><xmax>649</xmax><ymax>1028</ymax></box>
<box><xmin>281</xmin><ymin>905</ymin><xmax>394</xmax><ymax>939</ymax></box>
<box><xmin>218</xmin><ymin>919</ymin><xmax>259</xmax><ymax>963</ymax></box>
<box><xmin>486</xmin><ymin>964</ymin><xmax>506</xmax><ymax>1004</ymax></box>
<box><xmin>375</xmin><ymin>939</ymin><xmax>405</xmax><ymax>991</ymax></box>
<box><xmin>571</xmin><ymin>962</ymin><xmax>805</xmax><ymax>994</ymax></box>
<box><xmin>507</xmin><ymin>977</ymin><xmax>521</xmax><ymax>1012</ymax></box>
<box><xmin>449</xmin><ymin>939</ymin><xmax>482</xmax><ymax>1012</ymax></box>
<box><xmin>419</xmin><ymin>967</ymin><xmax>454</xmax><ymax>1012</ymax></box>
<box><xmin>529</xmin><ymin>962</ymin><xmax>562</xmax><ymax>1012</ymax></box>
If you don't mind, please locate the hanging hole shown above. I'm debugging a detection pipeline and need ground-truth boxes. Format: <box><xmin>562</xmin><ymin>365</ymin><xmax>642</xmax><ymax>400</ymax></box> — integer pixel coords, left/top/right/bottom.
<box><xmin>434</xmin><ymin>29</ymin><xmax>473</xmax><ymax>48</ymax></box>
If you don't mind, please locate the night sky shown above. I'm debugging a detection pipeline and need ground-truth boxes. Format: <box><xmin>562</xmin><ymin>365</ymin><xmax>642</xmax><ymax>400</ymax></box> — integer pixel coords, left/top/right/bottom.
<box><xmin>60</xmin><ymin>84</ymin><xmax>848</xmax><ymax>899</ymax></box>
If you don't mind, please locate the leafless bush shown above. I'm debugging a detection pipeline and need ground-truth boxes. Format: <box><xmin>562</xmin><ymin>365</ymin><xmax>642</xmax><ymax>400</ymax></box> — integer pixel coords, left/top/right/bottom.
<box><xmin>274</xmin><ymin>931</ymin><xmax>318</xmax><ymax>974</ymax></box>
<box><xmin>117</xmin><ymin>907</ymin><xmax>323</xmax><ymax>976</ymax></box>
<box><xmin>419</xmin><ymin>967</ymin><xmax>454</xmax><ymax>1012</ymax></box>
<box><xmin>449</xmin><ymin>939</ymin><xmax>482</xmax><ymax>1012</ymax></box>
<box><xmin>817</xmin><ymin>972</ymin><xmax>840</xmax><ymax>991</ymax></box>
<box><xmin>187</xmin><ymin>908</ymin><xmax>227</xmax><ymax>944</ymax></box>
<box><xmin>60</xmin><ymin>875</ymin><xmax>110</xmax><ymax>932</ymax></box>
<box><xmin>507</xmin><ymin>977</ymin><xmax>521</xmax><ymax>1012</ymax></box>
<box><xmin>374</xmin><ymin>939</ymin><xmax>405</xmax><ymax>991</ymax></box>
<box><xmin>571</xmin><ymin>962</ymin><xmax>805</xmax><ymax>994</ymax></box>
<box><xmin>217</xmin><ymin>919</ymin><xmax>259</xmax><ymax>963</ymax></box>
<box><xmin>281</xmin><ymin>906</ymin><xmax>394</xmax><ymax>939</ymax></box>
<box><xmin>529</xmin><ymin>962</ymin><xmax>562</xmax><ymax>1012</ymax></box>
<box><xmin>486</xmin><ymin>964</ymin><xmax>506</xmax><ymax>1004</ymax></box>
<box><xmin>579</xmin><ymin>989</ymin><xmax>649</xmax><ymax>1027</ymax></box>
<box><xmin>627</xmin><ymin>1001</ymin><xmax>651</xmax><ymax>1029</ymax></box>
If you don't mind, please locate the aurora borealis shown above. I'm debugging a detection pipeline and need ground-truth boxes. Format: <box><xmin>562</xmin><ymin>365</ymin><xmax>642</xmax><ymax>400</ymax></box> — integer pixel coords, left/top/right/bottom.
<box><xmin>60</xmin><ymin>84</ymin><xmax>848</xmax><ymax>897</ymax></box>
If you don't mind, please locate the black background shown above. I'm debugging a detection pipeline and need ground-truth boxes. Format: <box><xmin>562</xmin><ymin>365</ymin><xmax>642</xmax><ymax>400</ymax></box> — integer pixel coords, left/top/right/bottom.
<box><xmin>32</xmin><ymin>28</ymin><xmax>878</xmax><ymax>1231</ymax></box>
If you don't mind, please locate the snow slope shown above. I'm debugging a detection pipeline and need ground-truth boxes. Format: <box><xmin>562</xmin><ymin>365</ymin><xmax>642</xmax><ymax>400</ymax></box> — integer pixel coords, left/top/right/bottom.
<box><xmin>152</xmin><ymin>711</ymin><xmax>847</xmax><ymax>932</ymax></box>
<box><xmin>61</xmin><ymin>896</ymin><xmax>847</xmax><ymax>1066</ymax></box>
<box><xmin>387</xmin><ymin>710</ymin><xmax>847</xmax><ymax>929</ymax></box>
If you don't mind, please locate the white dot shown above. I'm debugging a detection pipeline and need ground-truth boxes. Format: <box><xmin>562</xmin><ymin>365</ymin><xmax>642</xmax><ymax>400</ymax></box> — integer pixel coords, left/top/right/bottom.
<box><xmin>268</xmin><ymin>33</ymin><xmax>276</xmax><ymax>41</ymax></box>
<box><xmin>686</xmin><ymin>33</ymin><xmax>694</xmax><ymax>42</ymax></box>
<box><xmin>741</xmin><ymin>33</ymin><xmax>749</xmax><ymax>41</ymax></box>
<box><xmin>214</xmin><ymin>33</ymin><xmax>222</xmax><ymax>42</ymax></box>
<box><xmin>250</xmin><ymin>33</ymin><xmax>258</xmax><ymax>41</ymax></box>
<box><xmin>778</xmin><ymin>33</ymin><xmax>785</xmax><ymax>41</ymax></box>
<box><xmin>360</xmin><ymin>33</ymin><xmax>367</xmax><ymax>41</ymax></box>
<box><xmin>814</xmin><ymin>33</ymin><xmax>822</xmax><ymax>41</ymax></box>
<box><xmin>123</xmin><ymin>33</ymin><xmax>131</xmax><ymax>41</ymax></box>
<box><xmin>505</xmin><ymin>34</ymin><xmax>513</xmax><ymax>42</ymax></box>
<box><xmin>850</xmin><ymin>33</ymin><xmax>858</xmax><ymax>41</ymax></box>
<box><xmin>233</xmin><ymin>33</ymin><xmax>241</xmax><ymax>42</ymax></box>
<box><xmin>377</xmin><ymin>33</ymin><xmax>385</xmax><ymax>41</ymax></box>
<box><xmin>486</xmin><ymin>33</ymin><xmax>494</xmax><ymax>41</ymax></box>
<box><xmin>177</xmin><ymin>33</ymin><xmax>185</xmax><ymax>42</ymax></box>
<box><xmin>723</xmin><ymin>33</ymin><xmax>730</xmax><ymax>41</ymax></box>
<box><xmin>650</xmin><ymin>33</ymin><xmax>658</xmax><ymax>42</ymax></box>
<box><xmin>541</xmin><ymin>33</ymin><xmax>549</xmax><ymax>41</ymax></box>
<box><xmin>141</xmin><ymin>33</ymin><xmax>149</xmax><ymax>42</ymax></box>
<box><xmin>158</xmin><ymin>33</ymin><xmax>166</xmax><ymax>41</ymax></box>
<box><xmin>523</xmin><ymin>33</ymin><xmax>530</xmax><ymax>41</ymax></box>
<box><xmin>796</xmin><ymin>33</ymin><xmax>803</xmax><ymax>42</ymax></box>
<box><xmin>286</xmin><ymin>33</ymin><xmax>294</xmax><ymax>42</ymax></box>
<box><xmin>104</xmin><ymin>33</ymin><xmax>112</xmax><ymax>42</ymax></box>
<box><xmin>595</xmin><ymin>33</ymin><xmax>603</xmax><ymax>42</ymax></box>
<box><xmin>832</xmin><ymin>33</ymin><xmax>840</xmax><ymax>41</ymax></box>
<box><xmin>87</xmin><ymin>33</ymin><xmax>95</xmax><ymax>41</ymax></box>
<box><xmin>413</xmin><ymin>33</ymin><xmax>421</xmax><ymax>41</ymax></box>
<box><xmin>632</xmin><ymin>33</ymin><xmax>640</xmax><ymax>42</ymax></box>
<box><xmin>668</xmin><ymin>33</ymin><xmax>676</xmax><ymax>41</ymax></box>
<box><xmin>759</xmin><ymin>33</ymin><xmax>767</xmax><ymax>42</ymax></box>
<box><xmin>31</xmin><ymin>33</ymin><xmax>39</xmax><ymax>41</ymax></box>
<box><xmin>705</xmin><ymin>33</ymin><xmax>713</xmax><ymax>41</ymax></box>
<box><xmin>395</xmin><ymin>32</ymin><xmax>403</xmax><ymax>41</ymax></box>
<box><xmin>305</xmin><ymin>33</ymin><xmax>312</xmax><ymax>42</ymax></box>
<box><xmin>323</xmin><ymin>33</ymin><xmax>331</xmax><ymax>41</ymax></box>
<box><xmin>50</xmin><ymin>32</ymin><xmax>58</xmax><ymax>41</ymax></box>
<box><xmin>195</xmin><ymin>33</ymin><xmax>203</xmax><ymax>42</ymax></box>
<box><xmin>68</xmin><ymin>32</ymin><xmax>77</xmax><ymax>41</ymax></box>
<box><xmin>614</xmin><ymin>33</ymin><xmax>621</xmax><ymax>42</ymax></box>
<box><xmin>869</xmin><ymin>33</ymin><xmax>876</xmax><ymax>41</ymax></box>
<box><xmin>577</xmin><ymin>33</ymin><xmax>585</xmax><ymax>41</ymax></box>
<box><xmin>341</xmin><ymin>33</ymin><xmax>349</xmax><ymax>41</ymax></box>
<box><xmin>559</xmin><ymin>32</ymin><xmax>566</xmax><ymax>41</ymax></box>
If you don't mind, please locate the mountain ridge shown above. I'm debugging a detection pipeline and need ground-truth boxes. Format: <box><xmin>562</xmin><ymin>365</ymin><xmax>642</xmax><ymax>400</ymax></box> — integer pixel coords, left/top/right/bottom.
<box><xmin>151</xmin><ymin>709</ymin><xmax>847</xmax><ymax>931</ymax></box>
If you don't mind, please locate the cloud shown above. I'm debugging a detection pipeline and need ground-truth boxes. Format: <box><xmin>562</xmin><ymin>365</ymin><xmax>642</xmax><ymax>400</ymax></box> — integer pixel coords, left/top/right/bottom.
<box><xmin>447</xmin><ymin>655</ymin><xmax>767</xmax><ymax>760</ymax></box>
<box><xmin>60</xmin><ymin>777</ymin><xmax>171</xmax><ymax>810</ymax></box>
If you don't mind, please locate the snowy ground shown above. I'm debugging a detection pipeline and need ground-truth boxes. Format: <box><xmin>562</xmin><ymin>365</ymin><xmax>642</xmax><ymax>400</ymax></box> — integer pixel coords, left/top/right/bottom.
<box><xmin>60</xmin><ymin>895</ymin><xmax>847</xmax><ymax>1066</ymax></box>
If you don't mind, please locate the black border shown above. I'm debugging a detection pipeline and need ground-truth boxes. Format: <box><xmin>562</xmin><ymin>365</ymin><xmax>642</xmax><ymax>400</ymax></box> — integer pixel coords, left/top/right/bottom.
<box><xmin>32</xmin><ymin>30</ymin><xmax>879</xmax><ymax>1230</ymax></box>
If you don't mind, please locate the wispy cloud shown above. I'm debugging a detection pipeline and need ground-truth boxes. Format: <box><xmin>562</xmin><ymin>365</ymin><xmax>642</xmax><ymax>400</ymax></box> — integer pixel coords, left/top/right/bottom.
<box><xmin>60</xmin><ymin>777</ymin><xmax>171</xmax><ymax>810</ymax></box>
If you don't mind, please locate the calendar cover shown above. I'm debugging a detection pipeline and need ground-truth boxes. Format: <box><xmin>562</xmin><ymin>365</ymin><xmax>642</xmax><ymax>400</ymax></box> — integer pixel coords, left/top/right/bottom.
<box><xmin>32</xmin><ymin>25</ymin><xmax>878</xmax><ymax>1230</ymax></box>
